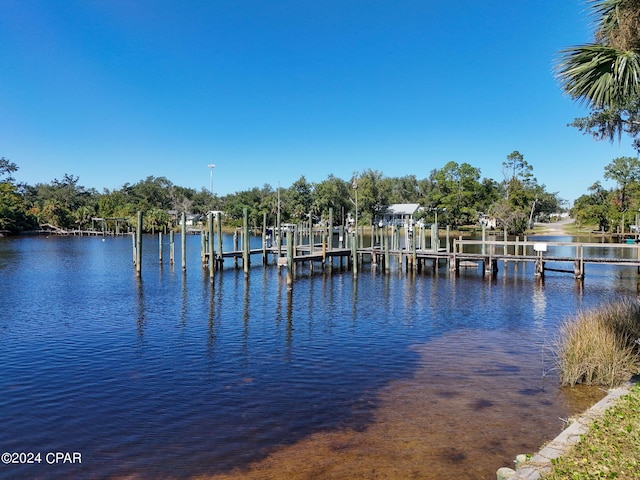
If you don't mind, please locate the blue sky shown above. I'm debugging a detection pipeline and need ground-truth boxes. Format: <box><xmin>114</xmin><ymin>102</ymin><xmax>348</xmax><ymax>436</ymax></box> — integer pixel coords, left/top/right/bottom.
<box><xmin>1</xmin><ymin>1</ymin><xmax>637</xmax><ymax>204</ymax></box>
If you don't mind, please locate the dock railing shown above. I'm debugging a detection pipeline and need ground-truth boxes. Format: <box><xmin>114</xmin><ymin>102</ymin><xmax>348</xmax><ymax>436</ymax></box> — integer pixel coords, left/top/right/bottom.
<box><xmin>451</xmin><ymin>239</ymin><xmax>640</xmax><ymax>278</ymax></box>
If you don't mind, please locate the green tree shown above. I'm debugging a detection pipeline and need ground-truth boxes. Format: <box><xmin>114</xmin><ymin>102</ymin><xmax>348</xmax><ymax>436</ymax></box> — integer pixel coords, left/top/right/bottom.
<box><xmin>126</xmin><ymin>176</ymin><xmax>175</xmax><ymax>211</ymax></box>
<box><xmin>73</xmin><ymin>205</ymin><xmax>94</xmax><ymax>229</ymax></box>
<box><xmin>490</xmin><ymin>151</ymin><xmax>560</xmax><ymax>234</ymax></box>
<box><xmin>502</xmin><ymin>151</ymin><xmax>534</xmax><ymax>201</ymax></box>
<box><xmin>0</xmin><ymin>182</ymin><xmax>34</xmax><ymax>232</ymax></box>
<box><xmin>220</xmin><ymin>186</ymin><xmax>274</xmax><ymax>226</ymax></box>
<box><xmin>287</xmin><ymin>176</ymin><xmax>314</xmax><ymax>221</ymax></box>
<box><xmin>313</xmin><ymin>175</ymin><xmax>351</xmax><ymax>225</ymax></box>
<box><xmin>556</xmin><ymin>0</ymin><xmax>640</xmax><ymax>151</ymax></box>
<box><xmin>355</xmin><ymin>169</ymin><xmax>390</xmax><ymax>224</ymax></box>
<box><xmin>572</xmin><ymin>181</ymin><xmax>614</xmax><ymax>231</ymax></box>
<box><xmin>387</xmin><ymin>175</ymin><xmax>420</xmax><ymax>204</ymax></box>
<box><xmin>144</xmin><ymin>207</ymin><xmax>171</xmax><ymax>233</ymax></box>
<box><xmin>604</xmin><ymin>156</ymin><xmax>640</xmax><ymax>210</ymax></box>
<box><xmin>430</xmin><ymin>161</ymin><xmax>482</xmax><ymax>227</ymax></box>
<box><xmin>0</xmin><ymin>157</ymin><xmax>18</xmax><ymax>182</ymax></box>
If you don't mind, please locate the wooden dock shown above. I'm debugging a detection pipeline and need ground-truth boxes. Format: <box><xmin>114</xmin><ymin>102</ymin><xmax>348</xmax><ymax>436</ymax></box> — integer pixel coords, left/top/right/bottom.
<box><xmin>200</xmin><ymin>238</ymin><xmax>640</xmax><ymax>282</ymax></box>
<box><xmin>129</xmin><ymin>210</ymin><xmax>640</xmax><ymax>283</ymax></box>
<box><xmin>447</xmin><ymin>239</ymin><xmax>640</xmax><ymax>279</ymax></box>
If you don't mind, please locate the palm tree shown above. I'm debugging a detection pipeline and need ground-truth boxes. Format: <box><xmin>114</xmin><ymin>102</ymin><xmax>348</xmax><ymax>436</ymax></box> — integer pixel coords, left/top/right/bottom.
<box><xmin>556</xmin><ymin>0</ymin><xmax>640</xmax><ymax>110</ymax></box>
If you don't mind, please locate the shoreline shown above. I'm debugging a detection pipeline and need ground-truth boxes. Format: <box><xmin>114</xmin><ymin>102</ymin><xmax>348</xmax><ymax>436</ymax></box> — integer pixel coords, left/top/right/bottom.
<box><xmin>507</xmin><ymin>378</ymin><xmax>638</xmax><ymax>479</ymax></box>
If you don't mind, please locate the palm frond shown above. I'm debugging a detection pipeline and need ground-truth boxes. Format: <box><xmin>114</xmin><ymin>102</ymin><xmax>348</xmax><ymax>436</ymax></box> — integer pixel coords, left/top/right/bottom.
<box><xmin>556</xmin><ymin>43</ymin><xmax>640</xmax><ymax>109</ymax></box>
<box><xmin>587</xmin><ymin>0</ymin><xmax>625</xmax><ymax>39</ymax></box>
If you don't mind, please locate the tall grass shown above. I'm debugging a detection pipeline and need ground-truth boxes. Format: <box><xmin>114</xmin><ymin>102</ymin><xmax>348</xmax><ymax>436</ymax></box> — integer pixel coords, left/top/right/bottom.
<box><xmin>554</xmin><ymin>300</ymin><xmax>640</xmax><ymax>387</ymax></box>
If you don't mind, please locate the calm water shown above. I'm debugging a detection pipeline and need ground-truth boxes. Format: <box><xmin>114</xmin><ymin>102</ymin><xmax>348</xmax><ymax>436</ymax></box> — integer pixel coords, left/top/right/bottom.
<box><xmin>0</xmin><ymin>234</ymin><xmax>636</xmax><ymax>479</ymax></box>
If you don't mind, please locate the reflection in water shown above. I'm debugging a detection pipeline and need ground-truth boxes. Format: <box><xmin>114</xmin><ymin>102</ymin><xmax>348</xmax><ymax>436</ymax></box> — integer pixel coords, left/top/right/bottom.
<box><xmin>135</xmin><ymin>276</ymin><xmax>145</xmax><ymax>344</ymax></box>
<box><xmin>204</xmin><ymin>330</ymin><xmax>605</xmax><ymax>480</ymax></box>
<box><xmin>181</xmin><ymin>270</ymin><xmax>188</xmax><ymax>328</ymax></box>
<box><xmin>286</xmin><ymin>286</ymin><xmax>293</xmax><ymax>347</ymax></box>
<box><xmin>532</xmin><ymin>280</ymin><xmax>546</xmax><ymax>327</ymax></box>
<box><xmin>207</xmin><ymin>275</ymin><xmax>218</xmax><ymax>358</ymax></box>
<box><xmin>1</xmin><ymin>235</ymin><xmax>636</xmax><ymax>480</ymax></box>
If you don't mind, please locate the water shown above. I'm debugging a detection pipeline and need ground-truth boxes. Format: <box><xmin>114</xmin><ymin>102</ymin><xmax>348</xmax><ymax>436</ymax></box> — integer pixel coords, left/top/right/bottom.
<box><xmin>0</xmin><ymin>234</ymin><xmax>636</xmax><ymax>479</ymax></box>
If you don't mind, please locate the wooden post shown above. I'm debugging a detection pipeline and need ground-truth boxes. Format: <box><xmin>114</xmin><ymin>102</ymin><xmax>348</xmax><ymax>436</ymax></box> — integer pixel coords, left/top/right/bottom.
<box><xmin>169</xmin><ymin>230</ymin><xmax>175</xmax><ymax>265</ymax></box>
<box><xmin>131</xmin><ymin>230</ymin><xmax>136</xmax><ymax>264</ymax></box>
<box><xmin>503</xmin><ymin>228</ymin><xmax>508</xmax><ymax>255</ymax></box>
<box><xmin>136</xmin><ymin>211</ymin><xmax>143</xmax><ymax>277</ymax></box>
<box><xmin>431</xmin><ymin>223</ymin><xmax>438</xmax><ymax>251</ymax></box>
<box><xmin>351</xmin><ymin>231</ymin><xmax>358</xmax><ymax>277</ymax></box>
<box><xmin>322</xmin><ymin>237</ymin><xmax>326</xmax><ymax>263</ymax></box>
<box><xmin>243</xmin><ymin>207</ymin><xmax>250</xmax><ymax>275</ymax></box>
<box><xmin>308</xmin><ymin>212</ymin><xmax>313</xmax><ymax>255</ymax></box>
<box><xmin>534</xmin><ymin>251</ymin><xmax>544</xmax><ymax>277</ymax></box>
<box><xmin>328</xmin><ymin>207</ymin><xmax>334</xmax><ymax>251</ymax></box>
<box><xmin>482</xmin><ymin>225</ymin><xmax>486</xmax><ymax>255</ymax></box>
<box><xmin>181</xmin><ymin>212</ymin><xmax>187</xmax><ymax>271</ymax></box>
<box><xmin>286</xmin><ymin>228</ymin><xmax>293</xmax><ymax>286</ymax></box>
<box><xmin>276</xmin><ymin>209</ymin><xmax>282</xmax><ymax>259</ymax></box>
<box><xmin>216</xmin><ymin>212</ymin><xmax>223</xmax><ymax>270</ymax></box>
<box><xmin>158</xmin><ymin>232</ymin><xmax>163</xmax><ymax>264</ymax></box>
<box><xmin>262</xmin><ymin>212</ymin><xmax>268</xmax><ymax>265</ymax></box>
<box><xmin>449</xmin><ymin>240</ymin><xmax>457</xmax><ymax>272</ymax></box>
<box><xmin>384</xmin><ymin>225</ymin><xmax>390</xmax><ymax>273</ymax></box>
<box><xmin>411</xmin><ymin>223</ymin><xmax>417</xmax><ymax>272</ymax></box>
<box><xmin>200</xmin><ymin>231</ymin><xmax>206</xmax><ymax>266</ymax></box>
<box><xmin>233</xmin><ymin>229</ymin><xmax>239</xmax><ymax>268</ymax></box>
<box><xmin>574</xmin><ymin>244</ymin><xmax>585</xmax><ymax>279</ymax></box>
<box><xmin>208</xmin><ymin>212</ymin><xmax>214</xmax><ymax>280</ymax></box>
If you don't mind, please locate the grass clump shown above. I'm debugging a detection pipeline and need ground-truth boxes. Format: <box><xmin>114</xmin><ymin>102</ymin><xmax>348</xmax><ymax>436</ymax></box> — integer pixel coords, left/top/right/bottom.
<box><xmin>544</xmin><ymin>383</ymin><xmax>640</xmax><ymax>479</ymax></box>
<box><xmin>554</xmin><ymin>301</ymin><xmax>640</xmax><ymax>387</ymax></box>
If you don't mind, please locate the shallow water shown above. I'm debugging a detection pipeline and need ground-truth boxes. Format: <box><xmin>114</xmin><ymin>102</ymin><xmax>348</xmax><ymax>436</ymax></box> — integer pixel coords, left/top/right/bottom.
<box><xmin>0</xmin><ymin>234</ymin><xmax>634</xmax><ymax>479</ymax></box>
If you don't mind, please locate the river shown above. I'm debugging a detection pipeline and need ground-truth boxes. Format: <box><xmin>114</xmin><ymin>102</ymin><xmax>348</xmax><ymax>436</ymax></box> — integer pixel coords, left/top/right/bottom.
<box><xmin>0</xmin><ymin>233</ymin><xmax>635</xmax><ymax>479</ymax></box>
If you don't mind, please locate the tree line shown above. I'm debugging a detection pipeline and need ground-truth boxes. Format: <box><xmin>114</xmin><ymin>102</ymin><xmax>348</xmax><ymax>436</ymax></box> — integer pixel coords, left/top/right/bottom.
<box><xmin>0</xmin><ymin>151</ymin><xmax>562</xmax><ymax>236</ymax></box>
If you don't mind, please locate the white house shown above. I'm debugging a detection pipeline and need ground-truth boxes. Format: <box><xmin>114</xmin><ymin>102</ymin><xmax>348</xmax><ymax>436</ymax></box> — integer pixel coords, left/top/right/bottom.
<box><xmin>380</xmin><ymin>204</ymin><xmax>422</xmax><ymax>226</ymax></box>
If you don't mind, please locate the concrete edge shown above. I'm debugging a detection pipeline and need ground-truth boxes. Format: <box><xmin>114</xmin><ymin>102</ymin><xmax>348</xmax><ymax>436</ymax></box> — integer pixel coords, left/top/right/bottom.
<box><xmin>507</xmin><ymin>379</ymin><xmax>637</xmax><ymax>480</ymax></box>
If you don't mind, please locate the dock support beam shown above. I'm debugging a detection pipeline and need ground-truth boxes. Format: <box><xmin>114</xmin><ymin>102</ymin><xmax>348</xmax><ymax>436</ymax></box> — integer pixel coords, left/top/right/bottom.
<box><xmin>208</xmin><ymin>212</ymin><xmax>214</xmax><ymax>281</ymax></box>
<box><xmin>181</xmin><ymin>212</ymin><xmax>186</xmax><ymax>271</ymax></box>
<box><xmin>135</xmin><ymin>211</ymin><xmax>143</xmax><ymax>277</ymax></box>
<box><xmin>243</xmin><ymin>207</ymin><xmax>250</xmax><ymax>275</ymax></box>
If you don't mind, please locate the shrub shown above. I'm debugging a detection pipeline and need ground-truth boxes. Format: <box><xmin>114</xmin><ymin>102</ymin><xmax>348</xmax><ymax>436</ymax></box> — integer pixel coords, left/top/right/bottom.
<box><xmin>554</xmin><ymin>300</ymin><xmax>640</xmax><ymax>387</ymax></box>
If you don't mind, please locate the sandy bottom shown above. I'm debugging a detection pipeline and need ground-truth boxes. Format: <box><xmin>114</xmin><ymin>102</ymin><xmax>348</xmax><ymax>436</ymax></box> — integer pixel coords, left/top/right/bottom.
<box><xmin>193</xmin><ymin>330</ymin><xmax>603</xmax><ymax>480</ymax></box>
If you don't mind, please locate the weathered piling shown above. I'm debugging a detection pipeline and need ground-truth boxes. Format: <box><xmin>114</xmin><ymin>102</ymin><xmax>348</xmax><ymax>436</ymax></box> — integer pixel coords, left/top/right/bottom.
<box><xmin>200</xmin><ymin>231</ymin><xmax>206</xmax><ymax>265</ymax></box>
<box><xmin>131</xmin><ymin>230</ymin><xmax>136</xmax><ymax>264</ymax></box>
<box><xmin>243</xmin><ymin>207</ymin><xmax>250</xmax><ymax>275</ymax></box>
<box><xmin>216</xmin><ymin>212</ymin><xmax>222</xmax><ymax>270</ymax></box>
<box><xmin>445</xmin><ymin>225</ymin><xmax>450</xmax><ymax>253</ymax></box>
<box><xmin>384</xmin><ymin>225</ymin><xmax>390</xmax><ymax>273</ymax></box>
<box><xmin>328</xmin><ymin>207</ymin><xmax>333</xmax><ymax>247</ymax></box>
<box><xmin>181</xmin><ymin>212</ymin><xmax>186</xmax><ymax>271</ymax></box>
<box><xmin>169</xmin><ymin>230</ymin><xmax>175</xmax><ymax>265</ymax></box>
<box><xmin>262</xmin><ymin>212</ymin><xmax>268</xmax><ymax>265</ymax></box>
<box><xmin>503</xmin><ymin>228</ymin><xmax>508</xmax><ymax>255</ymax></box>
<box><xmin>481</xmin><ymin>225</ymin><xmax>487</xmax><ymax>255</ymax></box>
<box><xmin>351</xmin><ymin>232</ymin><xmax>358</xmax><ymax>277</ymax></box>
<box><xmin>431</xmin><ymin>222</ymin><xmax>438</xmax><ymax>251</ymax></box>
<box><xmin>136</xmin><ymin>211</ymin><xmax>143</xmax><ymax>277</ymax></box>
<box><xmin>208</xmin><ymin>212</ymin><xmax>214</xmax><ymax>280</ymax></box>
<box><xmin>286</xmin><ymin>228</ymin><xmax>293</xmax><ymax>287</ymax></box>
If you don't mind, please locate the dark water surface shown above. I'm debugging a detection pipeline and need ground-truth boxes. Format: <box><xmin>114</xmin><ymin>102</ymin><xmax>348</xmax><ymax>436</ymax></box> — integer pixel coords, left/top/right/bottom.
<box><xmin>0</xmin><ymin>234</ymin><xmax>635</xmax><ymax>479</ymax></box>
